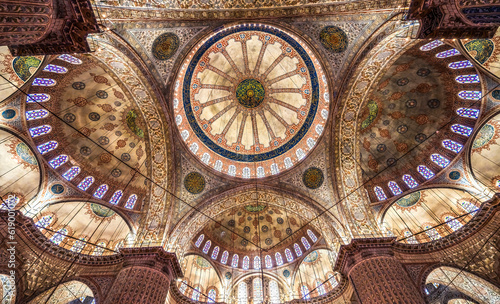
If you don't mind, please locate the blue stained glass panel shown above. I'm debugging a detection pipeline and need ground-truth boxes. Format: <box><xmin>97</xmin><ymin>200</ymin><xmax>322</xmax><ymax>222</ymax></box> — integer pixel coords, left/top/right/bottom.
<box><xmin>456</xmin><ymin>108</ymin><xmax>479</xmax><ymax>118</ymax></box>
<box><xmin>431</xmin><ymin>154</ymin><xmax>450</xmax><ymax>168</ymax></box>
<box><xmin>294</xmin><ymin>243</ymin><xmax>303</xmax><ymax>257</ymax></box>
<box><xmin>211</xmin><ymin>246</ymin><xmax>219</xmax><ymax>259</ymax></box>
<box><xmin>78</xmin><ymin>176</ymin><xmax>94</xmax><ymax>191</ymax></box>
<box><xmin>203</xmin><ymin>240</ymin><xmax>211</xmax><ymax>254</ymax></box>
<box><xmin>62</xmin><ymin>166</ymin><xmax>80</xmax><ymax>181</ymax></box>
<box><xmin>301</xmin><ymin>237</ymin><xmax>311</xmax><ymax>250</ymax></box>
<box><xmin>231</xmin><ymin>254</ymin><xmax>239</xmax><ymax>267</ymax></box>
<box><xmin>424</xmin><ymin>225</ymin><xmax>441</xmax><ymax>240</ymax></box>
<box><xmin>109</xmin><ymin>190</ymin><xmax>123</xmax><ymax>205</ymax></box>
<box><xmin>254</xmin><ymin>256</ymin><xmax>261</xmax><ymax>270</ymax></box>
<box><xmin>33</xmin><ymin>78</ymin><xmax>56</xmax><ymax>86</ymax></box>
<box><xmin>451</xmin><ymin>124</ymin><xmax>473</xmax><ymax>136</ymax></box>
<box><xmin>420</xmin><ymin>40</ymin><xmax>444</xmax><ymax>51</ymax></box>
<box><xmin>307</xmin><ymin>230</ymin><xmax>317</xmax><ymax>242</ymax></box>
<box><xmin>242</xmin><ymin>256</ymin><xmax>249</xmax><ymax>270</ymax></box>
<box><xmin>444</xmin><ymin>215</ymin><xmax>463</xmax><ymax>231</ymax></box>
<box><xmin>29</xmin><ymin>125</ymin><xmax>52</xmax><ymax>137</ymax></box>
<box><xmin>43</xmin><ymin>64</ymin><xmax>68</xmax><ymax>73</ymax></box>
<box><xmin>35</xmin><ymin>215</ymin><xmax>53</xmax><ymax>228</ymax></box>
<box><xmin>48</xmin><ymin>155</ymin><xmax>68</xmax><ymax>169</ymax></box>
<box><xmin>265</xmin><ymin>255</ymin><xmax>272</xmax><ymax>268</ymax></box>
<box><xmin>455</xmin><ymin>74</ymin><xmax>480</xmax><ymax>83</ymax></box>
<box><xmin>124</xmin><ymin>194</ymin><xmax>137</xmax><ymax>209</ymax></box>
<box><xmin>316</xmin><ymin>281</ymin><xmax>326</xmax><ymax>296</ymax></box>
<box><xmin>275</xmin><ymin>252</ymin><xmax>283</xmax><ymax>266</ymax></box>
<box><xmin>435</xmin><ymin>48</ymin><xmax>460</xmax><ymax>58</ymax></box>
<box><xmin>285</xmin><ymin>248</ymin><xmax>293</xmax><ymax>262</ymax></box>
<box><xmin>221</xmin><ymin>251</ymin><xmax>229</xmax><ymax>264</ymax></box>
<box><xmin>37</xmin><ymin>141</ymin><xmax>58</xmax><ymax>154</ymax></box>
<box><xmin>403</xmin><ymin>174</ymin><xmax>418</xmax><ymax>188</ymax></box>
<box><xmin>458</xmin><ymin>90</ymin><xmax>482</xmax><ymax>100</ymax></box>
<box><xmin>404</xmin><ymin>230</ymin><xmax>418</xmax><ymax>244</ymax></box>
<box><xmin>93</xmin><ymin>184</ymin><xmax>108</xmax><ymax>199</ymax></box>
<box><xmin>51</xmin><ymin>228</ymin><xmax>67</xmax><ymax>245</ymax></box>
<box><xmin>71</xmin><ymin>238</ymin><xmax>86</xmax><ymax>253</ymax></box>
<box><xmin>93</xmin><ymin>242</ymin><xmax>106</xmax><ymax>256</ymax></box>
<box><xmin>58</xmin><ymin>54</ymin><xmax>82</xmax><ymax>64</ymax></box>
<box><xmin>374</xmin><ymin>186</ymin><xmax>387</xmax><ymax>201</ymax></box>
<box><xmin>195</xmin><ymin>234</ymin><xmax>204</xmax><ymax>247</ymax></box>
<box><xmin>26</xmin><ymin>109</ymin><xmax>49</xmax><ymax>120</ymax></box>
<box><xmin>388</xmin><ymin>181</ymin><xmax>402</xmax><ymax>195</ymax></box>
<box><xmin>417</xmin><ymin>165</ymin><xmax>435</xmax><ymax>180</ymax></box>
<box><xmin>27</xmin><ymin>93</ymin><xmax>50</xmax><ymax>103</ymax></box>
<box><xmin>442</xmin><ymin>139</ymin><xmax>463</xmax><ymax>153</ymax></box>
<box><xmin>300</xmin><ymin>285</ymin><xmax>311</xmax><ymax>300</ymax></box>
<box><xmin>448</xmin><ymin>60</ymin><xmax>473</xmax><ymax>69</ymax></box>
<box><xmin>208</xmin><ymin>289</ymin><xmax>216</xmax><ymax>303</ymax></box>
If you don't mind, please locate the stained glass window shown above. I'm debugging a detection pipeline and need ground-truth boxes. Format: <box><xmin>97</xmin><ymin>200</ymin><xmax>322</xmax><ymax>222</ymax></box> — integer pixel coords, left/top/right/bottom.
<box><xmin>48</xmin><ymin>155</ymin><xmax>68</xmax><ymax>169</ymax></box>
<box><xmin>451</xmin><ymin>124</ymin><xmax>473</xmax><ymax>136</ymax></box>
<box><xmin>254</xmin><ymin>256</ymin><xmax>261</xmax><ymax>270</ymax></box>
<box><xmin>417</xmin><ymin>165</ymin><xmax>435</xmax><ymax>180</ymax></box>
<box><xmin>265</xmin><ymin>255</ymin><xmax>273</xmax><ymax>268</ymax></box>
<box><xmin>210</xmin><ymin>246</ymin><xmax>219</xmax><ymax>260</ymax></box>
<box><xmin>420</xmin><ymin>40</ymin><xmax>444</xmax><ymax>51</ymax></box>
<box><xmin>435</xmin><ymin>48</ymin><xmax>460</xmax><ymax>58</ymax></box>
<box><xmin>307</xmin><ymin>230</ymin><xmax>317</xmax><ymax>242</ymax></box>
<box><xmin>242</xmin><ymin>256</ymin><xmax>249</xmax><ymax>270</ymax></box>
<box><xmin>203</xmin><ymin>240</ymin><xmax>211</xmax><ymax>254</ymax></box>
<box><xmin>253</xmin><ymin>278</ymin><xmax>263</xmax><ymax>304</ymax></box>
<box><xmin>456</xmin><ymin>108</ymin><xmax>479</xmax><ymax>119</ymax></box>
<box><xmin>448</xmin><ymin>60</ymin><xmax>473</xmax><ymax>69</ymax></box>
<box><xmin>316</xmin><ymin>281</ymin><xmax>326</xmax><ymax>296</ymax></box>
<box><xmin>231</xmin><ymin>254</ymin><xmax>239</xmax><ymax>268</ymax></box>
<box><xmin>301</xmin><ymin>237</ymin><xmax>311</xmax><ymax>250</ymax></box>
<box><xmin>124</xmin><ymin>194</ymin><xmax>137</xmax><ymax>209</ymax></box>
<box><xmin>458</xmin><ymin>90</ymin><xmax>482</xmax><ymax>100</ymax></box>
<box><xmin>431</xmin><ymin>154</ymin><xmax>450</xmax><ymax>168</ymax></box>
<box><xmin>70</xmin><ymin>238</ymin><xmax>86</xmax><ymax>252</ymax></box>
<box><xmin>33</xmin><ymin>78</ymin><xmax>56</xmax><ymax>86</ymax></box>
<box><xmin>455</xmin><ymin>74</ymin><xmax>480</xmax><ymax>83</ymax></box>
<box><xmin>62</xmin><ymin>166</ymin><xmax>80</xmax><ymax>181</ymax></box>
<box><xmin>294</xmin><ymin>243</ymin><xmax>303</xmax><ymax>257</ymax></box>
<box><xmin>238</xmin><ymin>282</ymin><xmax>247</xmax><ymax>304</ymax></box>
<box><xmin>58</xmin><ymin>54</ymin><xmax>82</xmax><ymax>64</ymax></box>
<box><xmin>374</xmin><ymin>186</ymin><xmax>387</xmax><ymax>201</ymax></box>
<box><xmin>179</xmin><ymin>280</ymin><xmax>188</xmax><ymax>294</ymax></box>
<box><xmin>285</xmin><ymin>248</ymin><xmax>293</xmax><ymax>262</ymax></box>
<box><xmin>388</xmin><ymin>181</ymin><xmax>402</xmax><ymax>195</ymax></box>
<box><xmin>442</xmin><ymin>139</ymin><xmax>463</xmax><ymax>153</ymax></box>
<box><xmin>424</xmin><ymin>225</ymin><xmax>441</xmax><ymax>241</ymax></box>
<box><xmin>221</xmin><ymin>250</ymin><xmax>228</xmax><ymax>264</ymax></box>
<box><xmin>1</xmin><ymin>194</ymin><xmax>19</xmax><ymax>210</ymax></box>
<box><xmin>50</xmin><ymin>228</ymin><xmax>67</xmax><ymax>245</ymax></box>
<box><xmin>404</xmin><ymin>230</ymin><xmax>419</xmax><ymax>244</ymax></box>
<box><xmin>35</xmin><ymin>215</ymin><xmax>53</xmax><ymax>228</ymax></box>
<box><xmin>109</xmin><ymin>190</ymin><xmax>123</xmax><ymax>205</ymax></box>
<box><xmin>300</xmin><ymin>285</ymin><xmax>311</xmax><ymax>300</ymax></box>
<box><xmin>328</xmin><ymin>274</ymin><xmax>338</xmax><ymax>289</ymax></box>
<box><xmin>192</xmin><ymin>286</ymin><xmax>201</xmax><ymax>301</ymax></box>
<box><xmin>444</xmin><ymin>215</ymin><xmax>463</xmax><ymax>231</ymax></box>
<box><xmin>275</xmin><ymin>252</ymin><xmax>283</xmax><ymax>266</ymax></box>
<box><xmin>37</xmin><ymin>141</ymin><xmax>58</xmax><ymax>154</ymax></box>
<box><xmin>195</xmin><ymin>234</ymin><xmax>204</xmax><ymax>247</ymax></box>
<box><xmin>459</xmin><ymin>200</ymin><xmax>479</xmax><ymax>215</ymax></box>
<box><xmin>207</xmin><ymin>289</ymin><xmax>217</xmax><ymax>303</ymax></box>
<box><xmin>27</xmin><ymin>93</ymin><xmax>50</xmax><ymax>103</ymax></box>
<box><xmin>93</xmin><ymin>184</ymin><xmax>108</xmax><ymax>199</ymax></box>
<box><xmin>93</xmin><ymin>242</ymin><xmax>106</xmax><ymax>256</ymax></box>
<box><xmin>402</xmin><ymin>174</ymin><xmax>418</xmax><ymax>188</ymax></box>
<box><xmin>78</xmin><ymin>176</ymin><xmax>94</xmax><ymax>191</ymax></box>
<box><xmin>43</xmin><ymin>64</ymin><xmax>68</xmax><ymax>73</ymax></box>
<box><xmin>269</xmin><ymin>280</ymin><xmax>280</xmax><ymax>304</ymax></box>
<box><xmin>26</xmin><ymin>109</ymin><xmax>49</xmax><ymax>120</ymax></box>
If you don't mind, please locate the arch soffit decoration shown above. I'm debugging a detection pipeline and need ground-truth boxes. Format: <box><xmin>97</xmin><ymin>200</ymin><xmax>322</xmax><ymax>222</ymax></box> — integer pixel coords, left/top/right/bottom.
<box><xmin>183</xmin><ymin>253</ymin><xmax>225</xmax><ymax>288</ymax></box>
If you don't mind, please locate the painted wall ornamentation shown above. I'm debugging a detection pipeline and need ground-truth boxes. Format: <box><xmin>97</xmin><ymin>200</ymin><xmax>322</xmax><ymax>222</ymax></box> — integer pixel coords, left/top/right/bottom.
<box><xmin>184</xmin><ymin>172</ymin><xmax>206</xmax><ymax>194</ymax></box>
<box><xmin>319</xmin><ymin>26</ymin><xmax>348</xmax><ymax>53</ymax></box>
<box><xmin>302</xmin><ymin>167</ymin><xmax>324</xmax><ymax>189</ymax></box>
<box><xmin>151</xmin><ymin>32</ymin><xmax>180</xmax><ymax>60</ymax></box>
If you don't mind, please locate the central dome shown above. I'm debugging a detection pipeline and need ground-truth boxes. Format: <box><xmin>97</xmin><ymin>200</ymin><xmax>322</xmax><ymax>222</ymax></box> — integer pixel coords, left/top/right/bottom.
<box><xmin>173</xmin><ymin>24</ymin><xmax>329</xmax><ymax>178</ymax></box>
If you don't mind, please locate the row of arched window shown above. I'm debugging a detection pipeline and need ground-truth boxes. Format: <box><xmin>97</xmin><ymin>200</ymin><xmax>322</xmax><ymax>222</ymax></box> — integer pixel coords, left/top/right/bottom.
<box><xmin>195</xmin><ymin>230</ymin><xmax>317</xmax><ymax>269</ymax></box>
<box><xmin>179</xmin><ymin>281</ymin><xmax>219</xmax><ymax>303</ymax></box>
<box><xmin>299</xmin><ymin>274</ymin><xmax>338</xmax><ymax>300</ymax></box>
<box><xmin>237</xmin><ymin>278</ymin><xmax>281</xmax><ymax>304</ymax></box>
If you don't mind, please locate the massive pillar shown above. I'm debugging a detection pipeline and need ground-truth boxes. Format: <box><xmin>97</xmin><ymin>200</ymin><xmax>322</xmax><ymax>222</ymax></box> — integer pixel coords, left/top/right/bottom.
<box><xmin>336</xmin><ymin>238</ymin><xmax>426</xmax><ymax>304</ymax></box>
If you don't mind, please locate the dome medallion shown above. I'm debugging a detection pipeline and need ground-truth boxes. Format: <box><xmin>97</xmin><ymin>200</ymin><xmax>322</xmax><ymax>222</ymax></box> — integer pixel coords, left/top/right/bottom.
<box><xmin>173</xmin><ymin>24</ymin><xmax>329</xmax><ymax>178</ymax></box>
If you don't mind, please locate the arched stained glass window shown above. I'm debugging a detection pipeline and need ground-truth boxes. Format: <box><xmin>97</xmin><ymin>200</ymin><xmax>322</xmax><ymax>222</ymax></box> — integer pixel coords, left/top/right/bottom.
<box><xmin>124</xmin><ymin>194</ymin><xmax>137</xmax><ymax>209</ymax></box>
<box><xmin>179</xmin><ymin>280</ymin><xmax>188</xmax><ymax>294</ymax></box>
<box><xmin>211</xmin><ymin>246</ymin><xmax>219</xmax><ymax>260</ymax></box>
<box><xmin>62</xmin><ymin>166</ymin><xmax>80</xmax><ymax>181</ymax></box>
<box><xmin>316</xmin><ymin>281</ymin><xmax>326</xmax><ymax>296</ymax></box>
<box><xmin>444</xmin><ymin>215</ymin><xmax>463</xmax><ymax>231</ymax></box>
<box><xmin>275</xmin><ymin>252</ymin><xmax>283</xmax><ymax>266</ymax></box>
<box><xmin>285</xmin><ymin>248</ymin><xmax>293</xmax><ymax>262</ymax></box>
<box><xmin>431</xmin><ymin>154</ymin><xmax>450</xmax><ymax>168</ymax></box>
<box><xmin>109</xmin><ymin>190</ymin><xmax>123</xmax><ymax>205</ymax></box>
<box><xmin>93</xmin><ymin>184</ymin><xmax>108</xmax><ymax>199</ymax></box>
<box><xmin>50</xmin><ymin>228</ymin><xmax>67</xmax><ymax>245</ymax></box>
<box><xmin>301</xmin><ymin>237</ymin><xmax>311</xmax><ymax>250</ymax></box>
<box><xmin>404</xmin><ymin>230</ymin><xmax>419</xmax><ymax>244</ymax></box>
<box><xmin>420</xmin><ymin>40</ymin><xmax>444</xmax><ymax>51</ymax></box>
<box><xmin>307</xmin><ymin>230</ymin><xmax>317</xmax><ymax>242</ymax></box>
<box><xmin>195</xmin><ymin>234</ymin><xmax>204</xmax><ymax>247</ymax></box>
<box><xmin>458</xmin><ymin>90</ymin><xmax>482</xmax><ymax>100</ymax></box>
<box><xmin>35</xmin><ymin>215</ymin><xmax>53</xmax><ymax>228</ymax></box>
<box><xmin>388</xmin><ymin>181</ymin><xmax>402</xmax><ymax>195</ymax></box>
<box><xmin>238</xmin><ymin>282</ymin><xmax>247</xmax><ymax>304</ymax></box>
<box><xmin>253</xmin><ymin>278</ymin><xmax>263</xmax><ymax>304</ymax></box>
<box><xmin>27</xmin><ymin>93</ymin><xmax>50</xmax><ymax>103</ymax></box>
<box><xmin>37</xmin><ymin>141</ymin><xmax>58</xmax><ymax>154</ymax></box>
<box><xmin>254</xmin><ymin>256</ymin><xmax>261</xmax><ymax>270</ymax></box>
<box><xmin>417</xmin><ymin>165</ymin><xmax>435</xmax><ymax>180</ymax></box>
<box><xmin>424</xmin><ymin>225</ymin><xmax>441</xmax><ymax>241</ymax></box>
<box><xmin>459</xmin><ymin>200</ymin><xmax>479</xmax><ymax>215</ymax></box>
<box><xmin>328</xmin><ymin>273</ymin><xmax>338</xmax><ymax>289</ymax></box>
<box><xmin>58</xmin><ymin>54</ymin><xmax>82</xmax><ymax>64</ymax></box>
<box><xmin>374</xmin><ymin>186</ymin><xmax>387</xmax><ymax>201</ymax></box>
<box><xmin>456</xmin><ymin>108</ymin><xmax>479</xmax><ymax>119</ymax></box>
<box><xmin>451</xmin><ymin>124</ymin><xmax>473</xmax><ymax>136</ymax></box>
<box><xmin>242</xmin><ymin>256</ymin><xmax>249</xmax><ymax>270</ymax></box>
<box><xmin>26</xmin><ymin>109</ymin><xmax>49</xmax><ymax>120</ymax></box>
<box><xmin>221</xmin><ymin>250</ymin><xmax>228</xmax><ymax>264</ymax></box>
<box><xmin>207</xmin><ymin>289</ymin><xmax>217</xmax><ymax>303</ymax></box>
<box><xmin>70</xmin><ymin>237</ymin><xmax>86</xmax><ymax>253</ymax></box>
<box><xmin>43</xmin><ymin>64</ymin><xmax>68</xmax><ymax>73</ymax></box>
<box><xmin>435</xmin><ymin>48</ymin><xmax>460</xmax><ymax>58</ymax></box>
<box><xmin>93</xmin><ymin>242</ymin><xmax>106</xmax><ymax>256</ymax></box>
<box><xmin>294</xmin><ymin>243</ymin><xmax>303</xmax><ymax>257</ymax></box>
<box><xmin>300</xmin><ymin>285</ymin><xmax>311</xmax><ymax>300</ymax></box>
<box><xmin>78</xmin><ymin>176</ymin><xmax>94</xmax><ymax>191</ymax></box>
<box><xmin>402</xmin><ymin>174</ymin><xmax>418</xmax><ymax>188</ymax></box>
<box><xmin>269</xmin><ymin>280</ymin><xmax>280</xmax><ymax>304</ymax></box>
<box><xmin>265</xmin><ymin>255</ymin><xmax>273</xmax><ymax>268</ymax></box>
<box><xmin>192</xmin><ymin>286</ymin><xmax>201</xmax><ymax>301</ymax></box>
<box><xmin>1</xmin><ymin>194</ymin><xmax>19</xmax><ymax>210</ymax></box>
<box><xmin>455</xmin><ymin>74</ymin><xmax>480</xmax><ymax>83</ymax></box>
<box><xmin>448</xmin><ymin>60</ymin><xmax>473</xmax><ymax>69</ymax></box>
<box><xmin>231</xmin><ymin>254</ymin><xmax>239</xmax><ymax>268</ymax></box>
<box><xmin>203</xmin><ymin>240</ymin><xmax>211</xmax><ymax>254</ymax></box>
<box><xmin>48</xmin><ymin>155</ymin><xmax>68</xmax><ymax>169</ymax></box>
<box><xmin>442</xmin><ymin>139</ymin><xmax>463</xmax><ymax>153</ymax></box>
<box><xmin>33</xmin><ymin>78</ymin><xmax>56</xmax><ymax>86</ymax></box>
